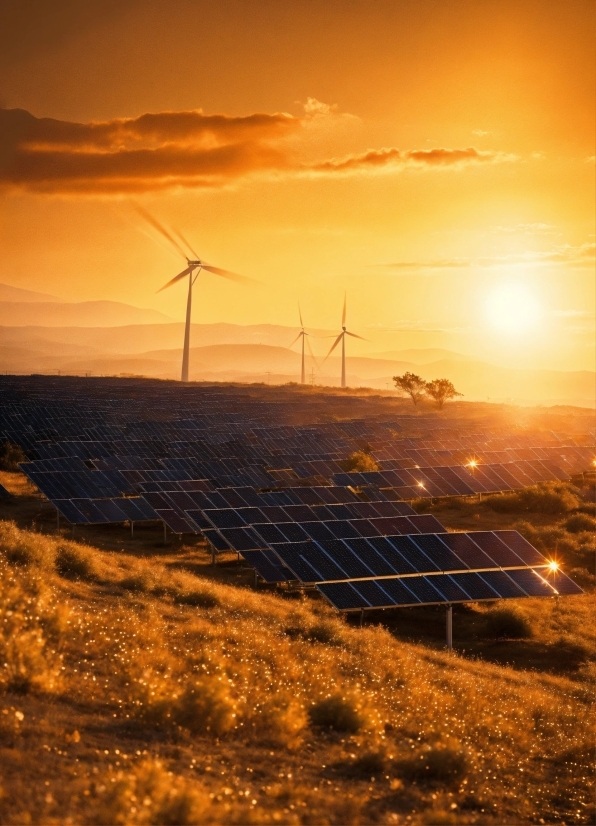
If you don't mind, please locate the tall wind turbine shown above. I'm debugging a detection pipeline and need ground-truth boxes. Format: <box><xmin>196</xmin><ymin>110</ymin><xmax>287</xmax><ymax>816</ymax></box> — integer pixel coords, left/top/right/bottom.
<box><xmin>289</xmin><ymin>305</ymin><xmax>315</xmax><ymax>384</ymax></box>
<box><xmin>134</xmin><ymin>204</ymin><xmax>255</xmax><ymax>383</ymax></box>
<box><xmin>324</xmin><ymin>294</ymin><xmax>367</xmax><ymax>388</ymax></box>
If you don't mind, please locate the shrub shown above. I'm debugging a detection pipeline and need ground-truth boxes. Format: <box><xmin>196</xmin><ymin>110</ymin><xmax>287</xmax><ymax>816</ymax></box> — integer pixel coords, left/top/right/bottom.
<box><xmin>90</xmin><ymin>759</ymin><xmax>211</xmax><ymax>826</ymax></box>
<box><xmin>340</xmin><ymin>451</ymin><xmax>380</xmax><ymax>473</ymax></box>
<box><xmin>55</xmin><ymin>543</ymin><xmax>98</xmax><ymax>581</ymax></box>
<box><xmin>484</xmin><ymin>607</ymin><xmax>532</xmax><ymax>640</ymax></box>
<box><xmin>248</xmin><ymin>695</ymin><xmax>308</xmax><ymax>750</ymax></box>
<box><xmin>0</xmin><ymin>521</ymin><xmax>55</xmax><ymax>569</ymax></box>
<box><xmin>0</xmin><ymin>562</ymin><xmax>66</xmax><ymax>694</ymax></box>
<box><xmin>308</xmin><ymin>694</ymin><xmax>364</xmax><ymax>733</ymax></box>
<box><xmin>398</xmin><ymin>739</ymin><xmax>469</xmax><ymax>784</ymax></box>
<box><xmin>174</xmin><ymin>588</ymin><xmax>219</xmax><ymax>608</ymax></box>
<box><xmin>487</xmin><ymin>483</ymin><xmax>579</xmax><ymax>515</ymax></box>
<box><xmin>141</xmin><ymin>677</ymin><xmax>237</xmax><ymax>737</ymax></box>
<box><xmin>563</xmin><ymin>513</ymin><xmax>596</xmax><ymax>534</ymax></box>
<box><xmin>0</xmin><ymin>442</ymin><xmax>26</xmax><ymax>472</ymax></box>
<box><xmin>349</xmin><ymin>750</ymin><xmax>386</xmax><ymax>778</ymax></box>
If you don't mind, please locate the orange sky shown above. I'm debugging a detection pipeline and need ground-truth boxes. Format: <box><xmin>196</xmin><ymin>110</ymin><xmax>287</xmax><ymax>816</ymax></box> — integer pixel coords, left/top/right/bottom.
<box><xmin>0</xmin><ymin>0</ymin><xmax>594</xmax><ymax>371</ymax></box>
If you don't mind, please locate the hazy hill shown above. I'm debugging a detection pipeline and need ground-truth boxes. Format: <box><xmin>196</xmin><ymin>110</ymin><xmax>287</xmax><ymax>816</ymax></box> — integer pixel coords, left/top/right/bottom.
<box><xmin>0</xmin><ymin>300</ymin><xmax>174</xmax><ymax>327</ymax></box>
<box><xmin>0</xmin><ymin>322</ymin><xmax>328</xmax><ymax>353</ymax></box>
<box><xmin>0</xmin><ymin>322</ymin><xmax>593</xmax><ymax>406</ymax></box>
<box><xmin>368</xmin><ymin>348</ymin><xmax>471</xmax><ymax>364</ymax></box>
<box><xmin>0</xmin><ymin>283</ymin><xmax>66</xmax><ymax>303</ymax></box>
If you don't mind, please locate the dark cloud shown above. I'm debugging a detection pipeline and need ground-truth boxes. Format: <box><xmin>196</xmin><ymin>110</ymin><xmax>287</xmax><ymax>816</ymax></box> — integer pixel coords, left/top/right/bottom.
<box><xmin>0</xmin><ymin>107</ymin><xmax>518</xmax><ymax>195</ymax></box>
<box><xmin>0</xmin><ymin>107</ymin><xmax>299</xmax><ymax>193</ymax></box>
<box><xmin>310</xmin><ymin>146</ymin><xmax>514</xmax><ymax>173</ymax></box>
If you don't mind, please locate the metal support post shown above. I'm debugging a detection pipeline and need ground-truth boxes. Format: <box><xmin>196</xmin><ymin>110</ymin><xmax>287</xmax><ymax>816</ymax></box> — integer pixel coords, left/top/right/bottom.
<box><xmin>359</xmin><ymin>608</ymin><xmax>364</xmax><ymax>628</ymax></box>
<box><xmin>446</xmin><ymin>605</ymin><xmax>453</xmax><ymax>649</ymax></box>
<box><xmin>130</xmin><ymin>520</ymin><xmax>134</xmax><ymax>538</ymax></box>
<box><xmin>163</xmin><ymin>522</ymin><xmax>167</xmax><ymax>544</ymax></box>
<box><xmin>254</xmin><ymin>570</ymin><xmax>258</xmax><ymax>589</ymax></box>
<box><xmin>56</xmin><ymin>509</ymin><xmax>60</xmax><ymax>532</ymax></box>
<box><xmin>211</xmin><ymin>543</ymin><xmax>216</xmax><ymax>566</ymax></box>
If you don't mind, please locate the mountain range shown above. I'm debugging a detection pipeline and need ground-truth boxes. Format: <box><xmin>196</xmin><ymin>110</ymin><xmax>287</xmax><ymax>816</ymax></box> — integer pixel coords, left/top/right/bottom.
<box><xmin>0</xmin><ymin>283</ymin><xmax>593</xmax><ymax>407</ymax></box>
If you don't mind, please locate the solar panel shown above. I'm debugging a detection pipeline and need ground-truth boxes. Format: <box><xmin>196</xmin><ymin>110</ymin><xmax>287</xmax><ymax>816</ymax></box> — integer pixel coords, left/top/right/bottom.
<box><xmin>398</xmin><ymin>576</ymin><xmax>446</xmax><ymax>604</ymax></box>
<box><xmin>478</xmin><ymin>570</ymin><xmax>526</xmax><ymax>598</ymax></box>
<box><xmin>505</xmin><ymin>568</ymin><xmax>556</xmax><ymax>597</ymax></box>
<box><xmin>241</xmin><ymin>550</ymin><xmax>289</xmax><ymax>583</ymax></box>
<box><xmin>351</xmin><ymin>580</ymin><xmax>394</xmax><ymax>607</ymax></box>
<box><xmin>315</xmin><ymin>540</ymin><xmax>375</xmax><ymax>579</ymax></box>
<box><xmin>438</xmin><ymin>532</ymin><xmax>495</xmax><ymax>569</ymax></box>
<box><xmin>409</xmin><ymin>534</ymin><xmax>466</xmax><ymax>571</ymax></box>
<box><xmin>540</xmin><ymin>568</ymin><xmax>584</xmax><ymax>595</ymax></box>
<box><xmin>318</xmin><ymin>581</ymin><xmax>369</xmax><ymax>610</ymax></box>
<box><xmin>469</xmin><ymin>532</ymin><xmax>526</xmax><ymax>568</ymax></box>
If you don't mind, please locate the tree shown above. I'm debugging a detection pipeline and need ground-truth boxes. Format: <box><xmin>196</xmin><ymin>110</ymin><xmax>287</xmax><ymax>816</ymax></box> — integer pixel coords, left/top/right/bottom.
<box><xmin>425</xmin><ymin>378</ymin><xmax>463</xmax><ymax>409</ymax></box>
<box><xmin>392</xmin><ymin>372</ymin><xmax>427</xmax><ymax>406</ymax></box>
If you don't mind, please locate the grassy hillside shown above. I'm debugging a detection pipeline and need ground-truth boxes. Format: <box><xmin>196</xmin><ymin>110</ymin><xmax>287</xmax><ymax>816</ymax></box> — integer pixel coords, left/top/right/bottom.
<box><xmin>0</xmin><ymin>471</ymin><xmax>593</xmax><ymax>824</ymax></box>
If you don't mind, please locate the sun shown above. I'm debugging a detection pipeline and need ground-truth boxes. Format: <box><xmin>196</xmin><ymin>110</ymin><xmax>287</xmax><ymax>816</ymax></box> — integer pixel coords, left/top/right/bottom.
<box><xmin>485</xmin><ymin>283</ymin><xmax>541</xmax><ymax>334</ymax></box>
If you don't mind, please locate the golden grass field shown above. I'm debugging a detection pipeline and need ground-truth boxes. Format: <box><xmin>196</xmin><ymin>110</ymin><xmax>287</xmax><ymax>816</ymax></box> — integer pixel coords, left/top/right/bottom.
<box><xmin>0</xmin><ymin>455</ymin><xmax>594</xmax><ymax>825</ymax></box>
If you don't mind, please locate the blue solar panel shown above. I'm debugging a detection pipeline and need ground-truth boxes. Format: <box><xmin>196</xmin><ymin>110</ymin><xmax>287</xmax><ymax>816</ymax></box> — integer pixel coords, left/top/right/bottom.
<box><xmin>540</xmin><ymin>568</ymin><xmax>584</xmax><ymax>595</ymax></box>
<box><xmin>387</xmin><ymin>535</ymin><xmax>442</xmax><ymax>572</ymax></box>
<box><xmin>318</xmin><ymin>582</ymin><xmax>368</xmax><ymax>610</ymax></box>
<box><xmin>315</xmin><ymin>540</ymin><xmax>374</xmax><ymax>579</ymax></box>
<box><xmin>376</xmin><ymin>577</ymin><xmax>421</xmax><ymax>605</ymax></box>
<box><xmin>409</xmin><ymin>534</ymin><xmax>466</xmax><ymax>571</ymax></box>
<box><xmin>478</xmin><ymin>570</ymin><xmax>526</xmax><ymax>598</ymax></box>
<box><xmin>505</xmin><ymin>568</ymin><xmax>556</xmax><ymax>597</ymax></box>
<box><xmin>351</xmin><ymin>580</ymin><xmax>394</xmax><ymax>607</ymax></box>
<box><xmin>402</xmin><ymin>576</ymin><xmax>447</xmax><ymax>603</ymax></box>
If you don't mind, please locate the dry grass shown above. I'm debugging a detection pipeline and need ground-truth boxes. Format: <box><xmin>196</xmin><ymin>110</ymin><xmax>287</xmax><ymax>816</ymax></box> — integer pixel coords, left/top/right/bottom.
<box><xmin>0</xmin><ymin>518</ymin><xmax>593</xmax><ymax>824</ymax></box>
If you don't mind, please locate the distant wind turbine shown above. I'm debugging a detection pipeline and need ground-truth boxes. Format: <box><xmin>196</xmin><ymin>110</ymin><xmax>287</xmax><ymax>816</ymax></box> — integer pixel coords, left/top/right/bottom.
<box><xmin>133</xmin><ymin>203</ymin><xmax>257</xmax><ymax>383</ymax></box>
<box><xmin>289</xmin><ymin>305</ymin><xmax>317</xmax><ymax>384</ymax></box>
<box><xmin>324</xmin><ymin>294</ymin><xmax>367</xmax><ymax>388</ymax></box>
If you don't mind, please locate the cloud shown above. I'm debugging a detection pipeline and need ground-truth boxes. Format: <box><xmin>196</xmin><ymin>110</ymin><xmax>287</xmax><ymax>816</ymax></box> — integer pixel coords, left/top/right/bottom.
<box><xmin>0</xmin><ymin>106</ymin><xmax>300</xmax><ymax>194</ymax></box>
<box><xmin>376</xmin><ymin>243</ymin><xmax>595</xmax><ymax>272</ymax></box>
<box><xmin>0</xmin><ymin>106</ymin><xmax>518</xmax><ymax>195</ymax></box>
<box><xmin>308</xmin><ymin>146</ymin><xmax>516</xmax><ymax>175</ymax></box>
<box><xmin>492</xmin><ymin>223</ymin><xmax>558</xmax><ymax>236</ymax></box>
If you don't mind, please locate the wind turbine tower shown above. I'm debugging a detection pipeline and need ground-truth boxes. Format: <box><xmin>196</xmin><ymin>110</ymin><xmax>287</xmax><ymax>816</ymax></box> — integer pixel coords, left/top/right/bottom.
<box><xmin>324</xmin><ymin>294</ymin><xmax>366</xmax><ymax>388</ymax></box>
<box><xmin>289</xmin><ymin>306</ymin><xmax>314</xmax><ymax>384</ymax></box>
<box><xmin>134</xmin><ymin>205</ymin><xmax>255</xmax><ymax>383</ymax></box>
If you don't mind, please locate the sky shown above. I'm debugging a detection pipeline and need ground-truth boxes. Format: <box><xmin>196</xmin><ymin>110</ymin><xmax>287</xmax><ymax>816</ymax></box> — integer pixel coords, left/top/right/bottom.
<box><xmin>0</xmin><ymin>0</ymin><xmax>594</xmax><ymax>371</ymax></box>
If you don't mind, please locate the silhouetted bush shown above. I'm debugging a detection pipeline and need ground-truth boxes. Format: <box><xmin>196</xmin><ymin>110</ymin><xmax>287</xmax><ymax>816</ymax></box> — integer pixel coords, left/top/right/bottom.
<box><xmin>55</xmin><ymin>544</ymin><xmax>98</xmax><ymax>581</ymax></box>
<box><xmin>340</xmin><ymin>450</ymin><xmax>380</xmax><ymax>473</ymax></box>
<box><xmin>484</xmin><ymin>607</ymin><xmax>532</xmax><ymax>640</ymax></box>
<box><xmin>0</xmin><ymin>442</ymin><xmax>26</xmax><ymax>472</ymax></box>
<box><xmin>398</xmin><ymin>740</ymin><xmax>469</xmax><ymax>784</ymax></box>
<box><xmin>487</xmin><ymin>483</ymin><xmax>579</xmax><ymax>515</ymax></box>
<box><xmin>563</xmin><ymin>513</ymin><xmax>596</xmax><ymax>534</ymax></box>
<box><xmin>308</xmin><ymin>695</ymin><xmax>364</xmax><ymax>733</ymax></box>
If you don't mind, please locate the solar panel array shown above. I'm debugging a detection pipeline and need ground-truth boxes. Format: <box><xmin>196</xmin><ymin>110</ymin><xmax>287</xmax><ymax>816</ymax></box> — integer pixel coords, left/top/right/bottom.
<box><xmin>0</xmin><ymin>376</ymin><xmax>587</xmax><ymax>612</ymax></box>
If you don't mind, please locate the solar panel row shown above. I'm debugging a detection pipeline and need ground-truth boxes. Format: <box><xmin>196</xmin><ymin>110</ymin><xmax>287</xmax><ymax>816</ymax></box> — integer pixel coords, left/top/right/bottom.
<box><xmin>318</xmin><ymin>567</ymin><xmax>582</xmax><ymax>611</ymax></box>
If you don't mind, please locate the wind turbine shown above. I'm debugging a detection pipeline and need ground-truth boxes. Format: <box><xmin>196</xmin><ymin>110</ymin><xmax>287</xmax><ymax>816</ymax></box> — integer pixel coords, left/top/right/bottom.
<box><xmin>134</xmin><ymin>204</ymin><xmax>255</xmax><ymax>383</ymax></box>
<box><xmin>289</xmin><ymin>305</ymin><xmax>315</xmax><ymax>384</ymax></box>
<box><xmin>324</xmin><ymin>294</ymin><xmax>367</xmax><ymax>388</ymax></box>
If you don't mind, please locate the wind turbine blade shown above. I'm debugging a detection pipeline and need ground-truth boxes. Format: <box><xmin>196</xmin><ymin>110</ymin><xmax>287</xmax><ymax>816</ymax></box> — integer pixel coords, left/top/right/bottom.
<box><xmin>202</xmin><ymin>264</ymin><xmax>259</xmax><ymax>286</ymax></box>
<box><xmin>298</xmin><ymin>303</ymin><xmax>304</xmax><ymax>329</ymax></box>
<box><xmin>172</xmin><ymin>226</ymin><xmax>200</xmax><ymax>259</ymax></box>
<box><xmin>342</xmin><ymin>292</ymin><xmax>347</xmax><ymax>326</ymax></box>
<box><xmin>323</xmin><ymin>333</ymin><xmax>343</xmax><ymax>363</ymax></box>
<box><xmin>345</xmin><ymin>331</ymin><xmax>369</xmax><ymax>341</ymax></box>
<box><xmin>132</xmin><ymin>202</ymin><xmax>188</xmax><ymax>259</ymax></box>
<box><xmin>157</xmin><ymin>266</ymin><xmax>194</xmax><ymax>292</ymax></box>
<box><xmin>289</xmin><ymin>332</ymin><xmax>302</xmax><ymax>348</ymax></box>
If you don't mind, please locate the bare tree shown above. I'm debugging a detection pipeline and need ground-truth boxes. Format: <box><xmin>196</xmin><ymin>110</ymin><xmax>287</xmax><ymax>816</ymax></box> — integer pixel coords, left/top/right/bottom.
<box><xmin>392</xmin><ymin>372</ymin><xmax>427</xmax><ymax>406</ymax></box>
<box><xmin>425</xmin><ymin>378</ymin><xmax>463</xmax><ymax>409</ymax></box>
